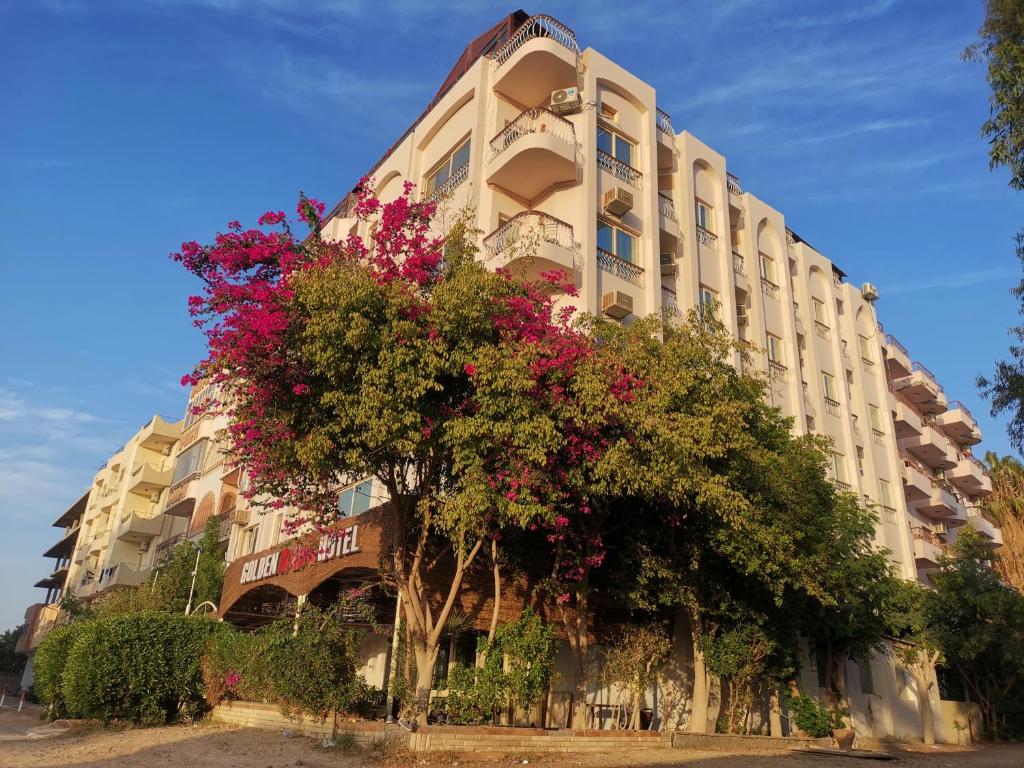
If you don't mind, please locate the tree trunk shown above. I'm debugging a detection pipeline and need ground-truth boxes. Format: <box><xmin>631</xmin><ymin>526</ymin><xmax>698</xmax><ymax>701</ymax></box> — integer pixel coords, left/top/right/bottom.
<box><xmin>570</xmin><ymin>588</ymin><xmax>590</xmax><ymax>729</ymax></box>
<box><xmin>689</xmin><ymin>629</ymin><xmax>711</xmax><ymax>733</ymax></box>
<box><xmin>413</xmin><ymin>643</ymin><xmax>439</xmax><ymax>722</ymax></box>
<box><xmin>769</xmin><ymin>688</ymin><xmax>783</xmax><ymax>737</ymax></box>
<box><xmin>911</xmin><ymin>663</ymin><xmax>935</xmax><ymax>745</ymax></box>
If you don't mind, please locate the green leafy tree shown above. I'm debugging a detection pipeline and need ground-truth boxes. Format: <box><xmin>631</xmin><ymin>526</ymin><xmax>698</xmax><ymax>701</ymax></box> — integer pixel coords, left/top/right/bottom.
<box><xmin>885</xmin><ymin>579</ymin><xmax>943</xmax><ymax>744</ymax></box>
<box><xmin>599</xmin><ymin>624</ymin><xmax>671</xmax><ymax>730</ymax></box>
<box><xmin>0</xmin><ymin>627</ymin><xmax>26</xmax><ymax>678</ymax></box>
<box><xmin>982</xmin><ymin>451</ymin><xmax>1024</xmax><ymax>591</ymax></box>
<box><xmin>194</xmin><ymin>516</ymin><xmax>225</xmax><ymax>610</ymax></box>
<box><xmin>967</xmin><ymin>2</ymin><xmax>1024</xmax><ymax>447</ymax></box>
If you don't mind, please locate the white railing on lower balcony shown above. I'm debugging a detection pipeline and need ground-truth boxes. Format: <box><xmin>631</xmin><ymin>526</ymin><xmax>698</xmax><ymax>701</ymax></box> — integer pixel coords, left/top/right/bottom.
<box><xmin>483</xmin><ymin>212</ymin><xmax>574</xmax><ymax>259</ymax></box>
<box><xmin>597</xmin><ymin>149</ymin><xmax>643</xmax><ymax>189</ymax></box>
<box><xmin>597</xmin><ymin>248</ymin><xmax>644</xmax><ymax>287</ymax></box>
<box><xmin>425</xmin><ymin>162</ymin><xmax>469</xmax><ymax>203</ymax></box>
<box><xmin>486</xmin><ymin>14</ymin><xmax>580</xmax><ymax>68</ymax></box>
<box><xmin>696</xmin><ymin>226</ymin><xmax>717</xmax><ymax>248</ymax></box>
<box><xmin>489</xmin><ymin>108</ymin><xmax>576</xmax><ymax>162</ymax></box>
<box><xmin>658</xmin><ymin>193</ymin><xmax>677</xmax><ymax>222</ymax></box>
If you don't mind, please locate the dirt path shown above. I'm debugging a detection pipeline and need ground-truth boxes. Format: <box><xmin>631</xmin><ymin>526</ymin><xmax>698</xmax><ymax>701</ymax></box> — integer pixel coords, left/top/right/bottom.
<box><xmin>2</xmin><ymin>709</ymin><xmax>1023</xmax><ymax>768</ymax></box>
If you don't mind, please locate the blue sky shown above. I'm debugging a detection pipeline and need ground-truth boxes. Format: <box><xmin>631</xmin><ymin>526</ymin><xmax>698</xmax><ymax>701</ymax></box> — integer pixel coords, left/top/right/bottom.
<box><xmin>0</xmin><ymin>0</ymin><xmax>1020</xmax><ymax>629</ymax></box>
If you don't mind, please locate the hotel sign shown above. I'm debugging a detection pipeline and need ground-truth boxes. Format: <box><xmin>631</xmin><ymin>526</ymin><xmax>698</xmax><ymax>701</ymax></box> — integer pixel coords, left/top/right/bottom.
<box><xmin>239</xmin><ymin>525</ymin><xmax>361</xmax><ymax>585</ymax></box>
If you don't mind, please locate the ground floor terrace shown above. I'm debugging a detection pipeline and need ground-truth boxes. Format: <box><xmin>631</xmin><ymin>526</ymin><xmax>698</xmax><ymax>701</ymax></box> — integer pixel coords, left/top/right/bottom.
<box><xmin>3</xmin><ymin>707</ymin><xmax>1023</xmax><ymax>768</ymax></box>
<box><xmin>215</xmin><ymin>507</ymin><xmax>983</xmax><ymax>744</ymax></box>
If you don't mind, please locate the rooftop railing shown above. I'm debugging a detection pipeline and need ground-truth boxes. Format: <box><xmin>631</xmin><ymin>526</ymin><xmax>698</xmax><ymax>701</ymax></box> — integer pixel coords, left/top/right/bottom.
<box><xmin>483</xmin><ymin>211</ymin><xmax>574</xmax><ymax>257</ymax></box>
<box><xmin>597</xmin><ymin>149</ymin><xmax>643</xmax><ymax>189</ymax></box>
<box><xmin>656</xmin><ymin>108</ymin><xmax>674</xmax><ymax>136</ymax></box>
<box><xmin>489</xmin><ymin>107</ymin><xmax>576</xmax><ymax>162</ymax></box>
<box><xmin>727</xmin><ymin>172</ymin><xmax>742</xmax><ymax>195</ymax></box>
<box><xmin>486</xmin><ymin>14</ymin><xmax>580</xmax><ymax>68</ymax></box>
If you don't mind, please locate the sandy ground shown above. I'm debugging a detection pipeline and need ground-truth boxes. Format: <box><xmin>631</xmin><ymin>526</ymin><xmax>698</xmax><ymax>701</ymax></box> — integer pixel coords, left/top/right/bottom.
<box><xmin>2</xmin><ymin>707</ymin><xmax>1024</xmax><ymax>768</ymax></box>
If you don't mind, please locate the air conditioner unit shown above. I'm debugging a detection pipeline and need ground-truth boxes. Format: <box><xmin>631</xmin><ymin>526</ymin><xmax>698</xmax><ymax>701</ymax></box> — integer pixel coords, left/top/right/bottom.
<box><xmin>601</xmin><ymin>290</ymin><xmax>633</xmax><ymax>319</ymax></box>
<box><xmin>861</xmin><ymin>282</ymin><xmax>879</xmax><ymax>302</ymax></box>
<box><xmin>660</xmin><ymin>253</ymin><xmax>677</xmax><ymax>276</ymax></box>
<box><xmin>149</xmin><ymin>492</ymin><xmax>161</xmax><ymax>503</ymax></box>
<box><xmin>929</xmin><ymin>522</ymin><xmax>947</xmax><ymax>536</ymax></box>
<box><xmin>549</xmin><ymin>86</ymin><xmax>581</xmax><ymax>114</ymax></box>
<box><xmin>603</xmin><ymin>187</ymin><xmax>633</xmax><ymax>217</ymax></box>
<box><xmin>736</xmin><ymin>305</ymin><xmax>749</xmax><ymax>325</ymax></box>
<box><xmin>161</xmin><ymin>445</ymin><xmax>173</xmax><ymax>456</ymax></box>
<box><xmin>138</xmin><ymin>541</ymin><xmax>151</xmax><ymax>553</ymax></box>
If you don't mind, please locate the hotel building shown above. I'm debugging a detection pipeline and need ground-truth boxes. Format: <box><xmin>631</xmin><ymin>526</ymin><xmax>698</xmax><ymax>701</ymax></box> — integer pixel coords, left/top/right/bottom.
<box><xmin>17</xmin><ymin>10</ymin><xmax>1000</xmax><ymax>742</ymax></box>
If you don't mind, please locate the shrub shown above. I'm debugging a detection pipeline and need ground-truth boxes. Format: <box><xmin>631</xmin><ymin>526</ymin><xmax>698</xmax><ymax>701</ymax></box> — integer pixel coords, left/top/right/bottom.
<box><xmin>784</xmin><ymin>691</ymin><xmax>847</xmax><ymax>737</ymax></box>
<box><xmin>33</xmin><ymin>622</ymin><xmax>89</xmax><ymax>719</ymax></box>
<box><xmin>202</xmin><ymin>629</ymin><xmax>274</xmax><ymax>706</ymax></box>
<box><xmin>600</xmin><ymin>624</ymin><xmax>671</xmax><ymax>730</ymax></box>
<box><xmin>60</xmin><ymin>612</ymin><xmax>227</xmax><ymax>724</ymax></box>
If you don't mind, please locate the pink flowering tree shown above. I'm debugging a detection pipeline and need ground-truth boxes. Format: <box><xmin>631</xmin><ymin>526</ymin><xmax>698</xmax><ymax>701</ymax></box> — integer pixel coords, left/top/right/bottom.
<box><xmin>174</xmin><ymin>182</ymin><xmax>604</xmax><ymax>722</ymax></box>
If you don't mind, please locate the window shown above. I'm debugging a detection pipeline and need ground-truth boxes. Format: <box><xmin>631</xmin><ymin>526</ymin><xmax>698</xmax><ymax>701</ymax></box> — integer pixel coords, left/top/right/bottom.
<box><xmin>426</xmin><ymin>139</ymin><xmax>470</xmax><ymax>195</ymax></box>
<box><xmin>597</xmin><ymin>219</ymin><xmax>636</xmax><ymax>262</ymax></box>
<box><xmin>338</xmin><ymin>479</ymin><xmax>373</xmax><ymax>518</ymax></box>
<box><xmin>869</xmin><ymin>404</ymin><xmax>883</xmax><ymax>431</ymax></box>
<box><xmin>171</xmin><ymin>439</ymin><xmax>208</xmax><ymax>485</ymax></box>
<box><xmin>859</xmin><ymin>334</ymin><xmax>873</xmax><ymax>363</ymax></box>
<box><xmin>698</xmin><ymin>284</ymin><xmax>718</xmax><ymax>317</ymax></box>
<box><xmin>812</xmin><ymin>298</ymin><xmax>828</xmax><ymax>326</ymax></box>
<box><xmin>597</xmin><ymin>125</ymin><xmax>633</xmax><ymax>166</ymax></box>
<box><xmin>272</xmin><ymin>513</ymin><xmax>284</xmax><ymax>545</ymax></box>
<box><xmin>759</xmin><ymin>253</ymin><xmax>777</xmax><ymax>284</ymax></box>
<box><xmin>766</xmin><ymin>334</ymin><xmax>783</xmax><ymax>364</ymax></box>
<box><xmin>821</xmin><ymin>372</ymin><xmax>838</xmax><ymax>401</ymax></box>
<box><xmin>831</xmin><ymin>452</ymin><xmax>849</xmax><ymax>485</ymax></box>
<box><xmin>880</xmin><ymin>479</ymin><xmax>895</xmax><ymax>508</ymax></box>
<box><xmin>600</xmin><ymin>102</ymin><xmax>618</xmax><ymax>121</ymax></box>
<box><xmin>240</xmin><ymin>526</ymin><xmax>257</xmax><ymax>556</ymax></box>
<box><xmin>695</xmin><ymin>199</ymin><xmax>714</xmax><ymax>231</ymax></box>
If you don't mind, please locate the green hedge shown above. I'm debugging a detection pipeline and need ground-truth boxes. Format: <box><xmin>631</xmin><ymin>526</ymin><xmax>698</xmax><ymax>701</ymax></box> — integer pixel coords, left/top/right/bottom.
<box><xmin>33</xmin><ymin>622</ymin><xmax>90</xmax><ymax>719</ymax></box>
<box><xmin>40</xmin><ymin>613</ymin><xmax>227</xmax><ymax>724</ymax></box>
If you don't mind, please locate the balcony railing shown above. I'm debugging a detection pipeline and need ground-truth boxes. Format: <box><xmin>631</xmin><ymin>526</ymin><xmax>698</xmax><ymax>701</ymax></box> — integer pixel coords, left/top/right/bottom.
<box><xmin>483</xmin><ymin>211</ymin><xmax>574</xmax><ymax>258</ymax></box>
<box><xmin>947</xmin><ymin>400</ymin><xmax>974</xmax><ymax>420</ymax></box>
<box><xmin>597</xmin><ymin>248</ymin><xmax>644</xmax><ymax>287</ymax></box>
<box><xmin>912</xmin><ymin>361</ymin><xmax>944</xmax><ymax>394</ymax></box>
<box><xmin>727</xmin><ymin>172</ymin><xmax>742</xmax><ymax>195</ymax></box>
<box><xmin>155</xmin><ymin>532</ymin><xmax>185</xmax><ymax>559</ymax></box>
<box><xmin>658</xmin><ymin>193</ymin><xmax>677</xmax><ymax>222</ymax></box>
<box><xmin>886</xmin><ymin>334</ymin><xmax>909</xmax><ymax>357</ymax></box>
<box><xmin>490</xmin><ymin>107</ymin><xmax>576</xmax><ymax>163</ymax></box>
<box><xmin>768</xmin><ymin>360</ymin><xmax>788</xmax><ymax>379</ymax></box>
<box><xmin>824</xmin><ymin>396</ymin><xmax>841</xmax><ymax>417</ymax></box>
<box><xmin>486</xmin><ymin>14</ymin><xmax>580</xmax><ymax>68</ymax></box>
<box><xmin>732</xmin><ymin>251</ymin><xmax>745</xmax><ymax>275</ymax></box>
<box><xmin>597</xmin><ymin>149</ymin><xmax>643</xmax><ymax>189</ymax></box>
<box><xmin>880</xmin><ymin>505</ymin><xmax>897</xmax><ymax>525</ymax></box>
<box><xmin>696</xmin><ymin>225</ymin><xmax>717</xmax><ymax>248</ymax></box>
<box><xmin>814</xmin><ymin>321</ymin><xmax>831</xmax><ymax>341</ymax></box>
<box><xmin>425</xmin><ymin>161</ymin><xmax>469</xmax><ymax>203</ymax></box>
<box><xmin>760</xmin><ymin>278</ymin><xmax>780</xmax><ymax>300</ymax></box>
<box><xmin>656</xmin><ymin>108</ymin><xmax>674</xmax><ymax>136</ymax></box>
<box><xmin>851</xmin><ymin>413</ymin><xmax>861</xmax><ymax>435</ymax></box>
<box><xmin>872</xmin><ymin>428</ymin><xmax>886</xmax><ymax>447</ymax></box>
<box><xmin>661</xmin><ymin>285</ymin><xmax>679</xmax><ymax>315</ymax></box>
<box><xmin>912</xmin><ymin>526</ymin><xmax>944</xmax><ymax>547</ymax></box>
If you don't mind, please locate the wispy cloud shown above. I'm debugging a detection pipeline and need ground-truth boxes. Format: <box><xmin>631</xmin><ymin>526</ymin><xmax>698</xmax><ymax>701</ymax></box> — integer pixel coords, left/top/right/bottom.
<box><xmin>885</xmin><ymin>267</ymin><xmax>1018</xmax><ymax>295</ymax></box>
<box><xmin>775</xmin><ymin>0</ymin><xmax>901</xmax><ymax>30</ymax></box>
<box><xmin>790</xmin><ymin>117</ymin><xmax>929</xmax><ymax>146</ymax></box>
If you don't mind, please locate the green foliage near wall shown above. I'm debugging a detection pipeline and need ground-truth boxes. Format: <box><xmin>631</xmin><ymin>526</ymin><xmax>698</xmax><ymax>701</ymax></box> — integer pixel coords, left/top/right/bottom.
<box><xmin>58</xmin><ymin>613</ymin><xmax>226</xmax><ymax>724</ymax></box>
<box><xmin>784</xmin><ymin>691</ymin><xmax>847</xmax><ymax>738</ymax></box>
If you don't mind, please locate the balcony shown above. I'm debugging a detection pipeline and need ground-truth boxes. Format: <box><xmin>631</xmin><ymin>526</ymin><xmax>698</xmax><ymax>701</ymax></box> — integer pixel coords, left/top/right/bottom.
<box><xmin>965</xmin><ymin>509</ymin><xmax>1003</xmax><ymax>546</ymax></box>
<box><xmin>727</xmin><ymin>173</ymin><xmax>742</xmax><ymax>196</ymax></box>
<box><xmin>115</xmin><ymin>511</ymin><xmax>164</xmax><ymax>544</ymax></box>
<box><xmin>425</xmin><ymin>161</ymin><xmax>469</xmax><ymax>203</ymax></box>
<box><xmin>696</xmin><ymin>226</ymin><xmax>717</xmax><ymax>250</ymax></box>
<box><xmin>127</xmin><ymin>462</ymin><xmax>173</xmax><ymax>497</ymax></box>
<box><xmin>893</xmin><ymin>394</ymin><xmax>923</xmax><ymax>439</ymax></box>
<box><xmin>154</xmin><ymin>532</ymin><xmax>186</xmax><ymax>562</ymax></box>
<box><xmin>661</xmin><ymin>285</ymin><xmax>679</xmax><ymax>318</ymax></box>
<box><xmin>934</xmin><ymin>400</ymin><xmax>981</xmax><ymax>446</ymax></box>
<box><xmin>137</xmin><ymin>414</ymin><xmax>181</xmax><ymax>452</ymax></box>
<box><xmin>902</xmin><ymin>458</ymin><xmax>934</xmax><ymax>502</ymax></box>
<box><xmin>733</xmin><ymin>252</ymin><xmax>749</xmax><ymax>292</ymax></box>
<box><xmin>97</xmin><ymin>562</ymin><xmax>149</xmax><ymax>590</ymax></box>
<box><xmin>597</xmin><ymin>248</ymin><xmax>644</xmax><ymax>288</ymax></box>
<box><xmin>761</xmin><ymin>278</ymin><xmax>780</xmax><ymax>301</ymax></box>
<box><xmin>900</xmin><ymin>423</ymin><xmax>957</xmax><ymax>470</ymax></box>
<box><xmin>892</xmin><ymin>362</ymin><xmax>946</xmax><ymax>415</ymax></box>
<box><xmin>656</xmin><ymin>108</ymin><xmax>674</xmax><ymax>170</ymax></box>
<box><xmin>658</xmin><ymin>193</ymin><xmax>679</xmax><ymax>238</ymax></box>
<box><xmin>912</xmin><ymin>527</ymin><xmax>945</xmax><ymax>570</ymax></box>
<box><xmin>947</xmin><ymin>454</ymin><xmax>993</xmax><ymax>497</ymax></box>
<box><xmin>597</xmin><ymin>150</ymin><xmax>642</xmax><ymax>190</ymax></box>
<box><xmin>914</xmin><ymin>480</ymin><xmax>964</xmax><ymax>521</ymax></box>
<box><xmin>726</xmin><ymin>173</ymin><xmax>744</xmax><ymax>228</ymax></box>
<box><xmin>488</xmin><ymin>15</ymin><xmax>580</xmax><ymax>108</ymax></box>
<box><xmin>885</xmin><ymin>334</ymin><xmax>911</xmax><ymax>378</ymax></box>
<box><xmin>484</xmin><ymin>212</ymin><xmax>576</xmax><ymax>276</ymax></box>
<box><xmin>488</xmin><ymin>108</ymin><xmax>577</xmax><ymax>201</ymax></box>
